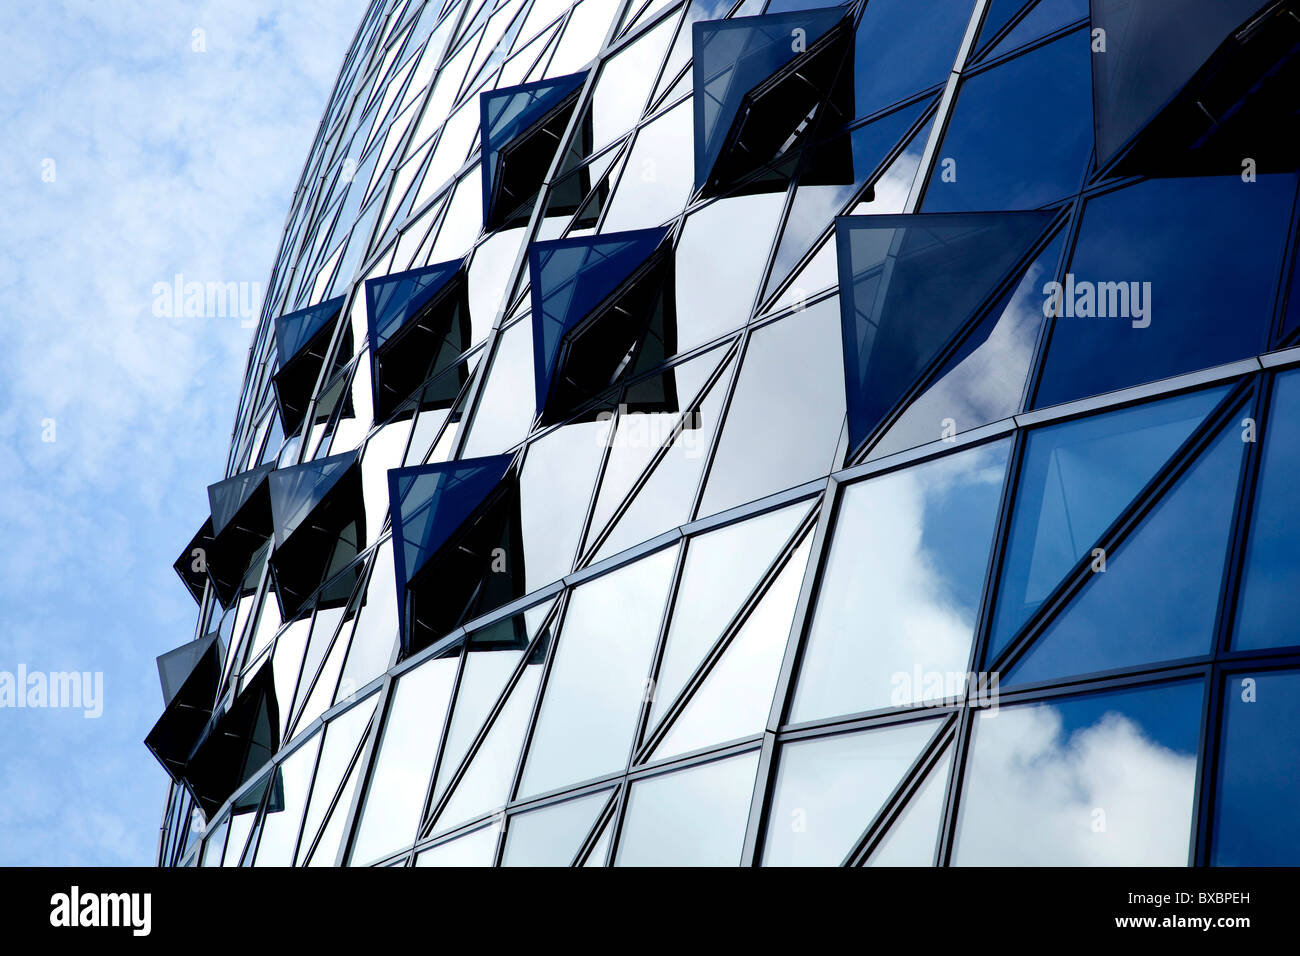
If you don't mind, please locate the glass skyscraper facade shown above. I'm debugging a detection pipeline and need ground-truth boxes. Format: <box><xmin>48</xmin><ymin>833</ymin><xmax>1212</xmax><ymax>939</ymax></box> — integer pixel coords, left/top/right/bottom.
<box><xmin>150</xmin><ymin>0</ymin><xmax>1300</xmax><ymax>866</ymax></box>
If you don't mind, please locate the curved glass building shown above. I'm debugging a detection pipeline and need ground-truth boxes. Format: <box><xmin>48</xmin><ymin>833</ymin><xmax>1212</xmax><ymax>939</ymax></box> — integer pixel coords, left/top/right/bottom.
<box><xmin>151</xmin><ymin>0</ymin><xmax>1300</xmax><ymax>866</ymax></box>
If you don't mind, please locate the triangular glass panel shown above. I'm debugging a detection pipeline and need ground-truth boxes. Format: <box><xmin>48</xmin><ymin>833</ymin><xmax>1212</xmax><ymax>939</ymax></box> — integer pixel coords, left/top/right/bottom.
<box><xmin>432</xmin><ymin>604</ymin><xmax>554</xmax><ymax>805</ymax></box>
<box><xmin>267</xmin><ymin>451</ymin><xmax>365</xmax><ymax>619</ymax></box>
<box><xmin>586</xmin><ymin>346</ymin><xmax>729</xmax><ymax>539</ymax></box>
<box><xmin>480</xmin><ymin>71</ymin><xmax>590</xmax><ymax>230</ymax></box>
<box><xmin>581</xmin><ymin>814</ymin><xmax>614</xmax><ymax>866</ymax></box>
<box><xmin>272</xmin><ymin>296</ymin><xmax>349</xmax><ymax>434</ymax></box>
<box><xmin>986</xmin><ymin>384</ymin><xmax>1232</xmax><ymax>663</ymax></box>
<box><xmin>863</xmin><ymin>744</ymin><xmax>952</xmax><ymax>866</ymax></box>
<box><xmin>987</xmin><ymin>0</ymin><xmax>1088</xmax><ymax>61</ymax></box>
<box><xmin>1091</xmin><ymin>0</ymin><xmax>1291</xmax><ymax>174</ymax></box>
<box><xmin>529</xmin><ymin>227</ymin><xmax>673</xmax><ymax>424</ymax></box>
<box><xmin>972</xmin><ymin>0</ymin><xmax>1034</xmax><ymax>57</ymax></box>
<box><xmin>205</xmin><ymin>463</ymin><xmax>275</xmax><ymax>608</ymax></box>
<box><xmin>145</xmin><ymin>633</ymin><xmax>224</xmax><ymax>783</ymax></box>
<box><xmin>365</xmin><ymin>258</ymin><xmax>472</xmax><ymax>422</ymax></box>
<box><xmin>648</xmin><ymin>499</ymin><xmax>813</xmax><ymax>733</ymax></box>
<box><xmin>762</xmin><ymin>718</ymin><xmax>940</xmax><ymax>866</ymax></box>
<box><xmin>209</xmin><ymin>463</ymin><xmax>275</xmax><ymax>537</ymax></box>
<box><xmin>693</xmin><ymin>8</ymin><xmax>853</xmax><ymax>197</ymax></box>
<box><xmin>1008</xmin><ymin>414</ymin><xmax>1244</xmax><ymax>685</ymax></box>
<box><xmin>156</xmin><ymin>631</ymin><xmax>222</xmax><ymax>707</ymax></box>
<box><xmin>431</xmin><ymin>650</ymin><xmax>545</xmax><ymax>834</ymax></box>
<box><xmin>923</xmin><ymin>28</ymin><xmax>1092</xmax><ymax>212</ymax></box>
<box><xmin>174</xmin><ymin>516</ymin><xmax>215</xmax><ymax>604</ymax></box>
<box><xmin>589</xmin><ymin>351</ymin><xmax>732</xmax><ymax>562</ymax></box>
<box><xmin>837</xmin><ymin>210</ymin><xmax>1055</xmax><ymax>457</ymax></box>
<box><xmin>651</xmin><ymin>533</ymin><xmax>813</xmax><ymax>760</ymax></box>
<box><xmin>502</xmin><ymin>789</ymin><xmax>612</xmax><ymax>867</ymax></box>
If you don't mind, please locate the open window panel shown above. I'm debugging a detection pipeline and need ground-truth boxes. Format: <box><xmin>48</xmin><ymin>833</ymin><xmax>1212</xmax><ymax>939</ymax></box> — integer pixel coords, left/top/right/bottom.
<box><xmin>694</xmin><ymin>8</ymin><xmax>857</xmax><ymax>200</ymax></box>
<box><xmin>271</xmin><ymin>295</ymin><xmax>352</xmax><ymax>435</ymax></box>
<box><xmin>366</xmin><ymin>259</ymin><xmax>474</xmax><ymax>424</ymax></box>
<box><xmin>481</xmin><ymin>72</ymin><xmax>592</xmax><ymax>232</ymax></box>
<box><xmin>835</xmin><ymin>209</ymin><xmax>1059</xmax><ymax>462</ymax></box>
<box><xmin>267</xmin><ymin>451</ymin><xmax>366</xmax><ymax>621</ymax></box>
<box><xmin>1094</xmin><ymin>0</ymin><xmax>1300</xmax><ymax>176</ymax></box>
<box><xmin>543</xmin><ymin>244</ymin><xmax>679</xmax><ymax>426</ymax></box>
<box><xmin>205</xmin><ymin>463</ymin><xmax>276</xmax><ymax>609</ymax></box>
<box><xmin>145</xmin><ymin>632</ymin><xmax>225</xmax><ymax>794</ymax></box>
<box><xmin>531</xmin><ymin>228</ymin><xmax>681</xmax><ymax>428</ymax></box>
<box><xmin>179</xmin><ymin>664</ymin><xmax>283</xmax><ymax>820</ymax></box>
<box><xmin>389</xmin><ymin>454</ymin><xmax>528</xmax><ymax>658</ymax></box>
<box><xmin>174</xmin><ymin>516</ymin><xmax>216</xmax><ymax>604</ymax></box>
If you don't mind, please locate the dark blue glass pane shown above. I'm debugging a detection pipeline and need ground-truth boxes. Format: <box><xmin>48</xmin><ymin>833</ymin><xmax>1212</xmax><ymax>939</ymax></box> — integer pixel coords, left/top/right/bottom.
<box><xmin>853</xmin><ymin>0</ymin><xmax>973</xmax><ymax>120</ymax></box>
<box><xmin>274</xmin><ymin>296</ymin><xmax>346</xmax><ymax>369</ymax></box>
<box><xmin>365</xmin><ymin>259</ymin><xmax>464</xmax><ymax>352</ymax></box>
<box><xmin>208</xmin><ymin>462</ymin><xmax>275</xmax><ymax>537</ymax></box>
<box><xmin>923</xmin><ymin>29</ymin><xmax>1091</xmax><ymax>212</ymax></box>
<box><xmin>973</xmin><ymin>0</ymin><xmax>1032</xmax><ymax>55</ymax></box>
<box><xmin>987</xmin><ymin>385</ymin><xmax>1230</xmax><ymax>663</ymax></box>
<box><xmin>268</xmin><ymin>451</ymin><xmax>358</xmax><ymax>548</ymax></box>
<box><xmin>1234</xmin><ymin>370</ymin><xmax>1300</xmax><ymax>649</ymax></box>
<box><xmin>837</xmin><ymin>210</ymin><xmax>1054</xmax><ymax>454</ymax></box>
<box><xmin>692</xmin><ymin>8</ymin><xmax>847</xmax><ymax>189</ymax></box>
<box><xmin>1032</xmin><ymin>175</ymin><xmax>1294</xmax><ymax>410</ymax></box>
<box><xmin>1212</xmin><ymin>669</ymin><xmax>1300</xmax><ymax>865</ymax></box>
<box><xmin>1090</xmin><ymin>0</ymin><xmax>1264</xmax><ymax>167</ymax></box>
<box><xmin>480</xmin><ymin>71</ymin><xmax>588</xmax><ymax>226</ymax></box>
<box><xmin>388</xmin><ymin>454</ymin><xmax>514</xmax><ymax>589</ymax></box>
<box><xmin>1008</xmin><ymin>416</ymin><xmax>1243</xmax><ymax>684</ymax></box>
<box><xmin>987</xmin><ymin>0</ymin><xmax>1088</xmax><ymax>59</ymax></box>
<box><xmin>765</xmin><ymin>97</ymin><xmax>933</xmax><ymax>297</ymax></box>
<box><xmin>529</xmin><ymin>227</ymin><xmax>669</xmax><ymax>414</ymax></box>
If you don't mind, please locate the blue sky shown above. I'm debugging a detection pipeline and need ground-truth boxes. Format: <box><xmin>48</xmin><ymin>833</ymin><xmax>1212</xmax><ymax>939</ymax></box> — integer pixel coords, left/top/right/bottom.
<box><xmin>0</xmin><ymin>0</ymin><xmax>363</xmax><ymax>864</ymax></box>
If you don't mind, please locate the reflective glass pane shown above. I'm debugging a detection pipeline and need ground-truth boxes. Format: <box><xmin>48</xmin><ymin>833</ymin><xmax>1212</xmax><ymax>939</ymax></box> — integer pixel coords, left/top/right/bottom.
<box><xmin>952</xmin><ymin>680</ymin><xmax>1202</xmax><ymax>865</ymax></box>
<box><xmin>1212</xmin><ymin>669</ymin><xmax>1300</xmax><ymax>865</ymax></box>
<box><xmin>698</xmin><ymin>300</ymin><xmax>846</xmax><ymax>517</ymax></box>
<box><xmin>519</xmin><ymin>546</ymin><xmax>679</xmax><ymax>797</ymax></box>
<box><xmin>350</xmin><ymin>654</ymin><xmax>459</xmax><ymax>865</ymax></box>
<box><xmin>649</xmin><ymin>500</ymin><xmax>811</xmax><ymax>731</ymax></box>
<box><xmin>1032</xmin><ymin>176</ymin><xmax>1293</xmax><ymax>410</ymax></box>
<box><xmin>502</xmin><ymin>788</ymin><xmax>611</xmax><ymax>866</ymax></box>
<box><xmin>763</xmin><ymin>718</ymin><xmax>939</xmax><ymax>866</ymax></box>
<box><xmin>865</xmin><ymin>232</ymin><xmax>1063</xmax><ymax>460</ymax></box>
<box><xmin>793</xmin><ymin>439</ymin><xmax>1011</xmax><ymax>722</ymax></box>
<box><xmin>614</xmin><ymin>750</ymin><xmax>759</xmax><ymax>865</ymax></box>
<box><xmin>414</xmin><ymin>824</ymin><xmax>499</xmax><ymax>866</ymax></box>
<box><xmin>653</xmin><ymin>533</ymin><xmax>812</xmax><ymax>759</ymax></box>
<box><xmin>1234</xmin><ymin>370</ymin><xmax>1300</xmax><ymax>649</ymax></box>
<box><xmin>852</xmin><ymin>0</ymin><xmax>973</xmax><ymax>120</ymax></box>
<box><xmin>987</xmin><ymin>386</ymin><xmax>1228</xmax><ymax>663</ymax></box>
<box><xmin>864</xmin><ymin>745</ymin><xmax>951</xmax><ymax>867</ymax></box>
<box><xmin>924</xmin><ymin>29</ymin><xmax>1091</xmax><ymax>211</ymax></box>
<box><xmin>1009</xmin><ymin>418</ymin><xmax>1244</xmax><ymax>684</ymax></box>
